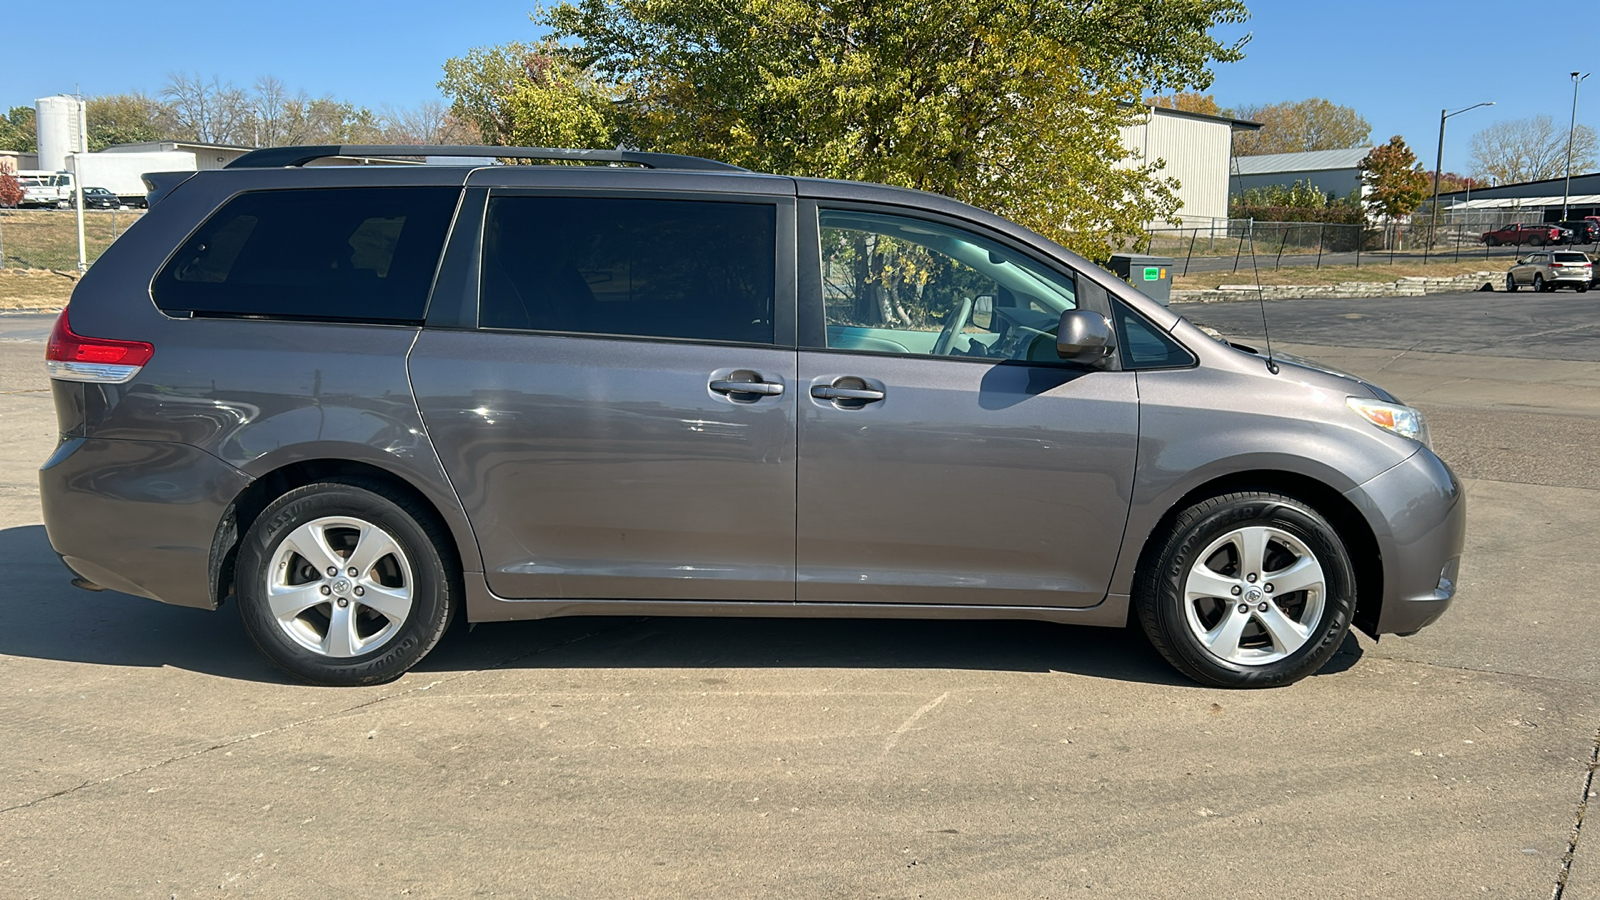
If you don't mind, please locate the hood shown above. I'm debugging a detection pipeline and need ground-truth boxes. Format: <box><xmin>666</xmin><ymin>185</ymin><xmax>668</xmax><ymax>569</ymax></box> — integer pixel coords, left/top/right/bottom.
<box><xmin>1258</xmin><ymin>346</ymin><xmax>1398</xmax><ymax>403</ymax></box>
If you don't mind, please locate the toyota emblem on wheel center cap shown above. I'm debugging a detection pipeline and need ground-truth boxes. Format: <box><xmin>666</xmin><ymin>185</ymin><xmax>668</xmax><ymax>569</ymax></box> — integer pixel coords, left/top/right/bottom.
<box><xmin>332</xmin><ymin>578</ymin><xmax>352</xmax><ymax>594</ymax></box>
<box><xmin>1244</xmin><ymin>587</ymin><xmax>1262</xmax><ymax>602</ymax></box>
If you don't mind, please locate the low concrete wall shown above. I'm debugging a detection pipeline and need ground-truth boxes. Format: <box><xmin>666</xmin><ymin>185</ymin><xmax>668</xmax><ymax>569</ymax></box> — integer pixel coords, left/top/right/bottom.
<box><xmin>1173</xmin><ymin>271</ymin><xmax>1499</xmax><ymax>303</ymax></box>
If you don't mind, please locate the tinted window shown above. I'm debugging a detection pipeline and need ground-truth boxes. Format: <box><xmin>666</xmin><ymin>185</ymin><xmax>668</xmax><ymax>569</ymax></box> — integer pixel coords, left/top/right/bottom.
<box><xmin>817</xmin><ymin>209</ymin><xmax>1075</xmax><ymax>362</ymax></box>
<box><xmin>1114</xmin><ymin>302</ymin><xmax>1195</xmax><ymax>369</ymax></box>
<box><xmin>1553</xmin><ymin>252</ymin><xmax>1588</xmax><ymax>263</ymax></box>
<box><xmin>153</xmin><ymin>187</ymin><xmax>460</xmax><ymax>323</ymax></box>
<box><xmin>480</xmin><ymin>197</ymin><xmax>777</xmax><ymax>345</ymax></box>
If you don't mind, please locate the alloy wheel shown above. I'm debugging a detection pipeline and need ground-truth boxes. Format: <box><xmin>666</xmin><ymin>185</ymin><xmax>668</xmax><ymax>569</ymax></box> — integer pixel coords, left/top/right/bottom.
<box><xmin>1182</xmin><ymin>525</ymin><xmax>1327</xmax><ymax>666</ymax></box>
<box><xmin>265</xmin><ymin>516</ymin><xmax>414</xmax><ymax>658</ymax></box>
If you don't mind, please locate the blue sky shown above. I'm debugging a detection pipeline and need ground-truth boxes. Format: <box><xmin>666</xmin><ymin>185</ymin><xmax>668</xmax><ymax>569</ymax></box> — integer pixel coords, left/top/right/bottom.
<box><xmin>7</xmin><ymin>0</ymin><xmax>1593</xmax><ymax>174</ymax></box>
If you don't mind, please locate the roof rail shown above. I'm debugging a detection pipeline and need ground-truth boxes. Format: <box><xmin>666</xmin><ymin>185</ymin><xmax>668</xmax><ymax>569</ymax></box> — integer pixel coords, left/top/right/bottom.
<box><xmin>224</xmin><ymin>145</ymin><xmax>747</xmax><ymax>172</ymax></box>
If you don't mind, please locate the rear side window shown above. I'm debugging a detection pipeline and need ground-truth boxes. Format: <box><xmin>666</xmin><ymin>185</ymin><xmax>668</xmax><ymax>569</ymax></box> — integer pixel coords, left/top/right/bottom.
<box><xmin>153</xmin><ymin>187</ymin><xmax>461</xmax><ymax>323</ymax></box>
<box><xmin>479</xmin><ymin>196</ymin><xmax>777</xmax><ymax>345</ymax></box>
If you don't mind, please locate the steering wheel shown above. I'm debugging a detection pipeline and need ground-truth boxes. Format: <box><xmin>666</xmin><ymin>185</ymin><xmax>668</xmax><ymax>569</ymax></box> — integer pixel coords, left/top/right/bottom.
<box><xmin>932</xmin><ymin>296</ymin><xmax>974</xmax><ymax>356</ymax></box>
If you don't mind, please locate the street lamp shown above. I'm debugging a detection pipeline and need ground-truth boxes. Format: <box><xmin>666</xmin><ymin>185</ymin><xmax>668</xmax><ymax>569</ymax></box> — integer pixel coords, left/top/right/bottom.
<box><xmin>1428</xmin><ymin>101</ymin><xmax>1494</xmax><ymax>259</ymax></box>
<box><xmin>1563</xmin><ymin>72</ymin><xmax>1590</xmax><ymax>219</ymax></box>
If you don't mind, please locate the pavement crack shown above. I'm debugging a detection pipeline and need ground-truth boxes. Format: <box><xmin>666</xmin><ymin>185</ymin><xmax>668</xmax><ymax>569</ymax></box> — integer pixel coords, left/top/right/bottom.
<box><xmin>1364</xmin><ymin>653</ymin><xmax>1600</xmax><ymax>687</ymax></box>
<box><xmin>883</xmin><ymin>691</ymin><xmax>950</xmax><ymax>754</ymax></box>
<box><xmin>0</xmin><ymin>622</ymin><xmax>624</xmax><ymax>816</ymax></box>
<box><xmin>1553</xmin><ymin>723</ymin><xmax>1600</xmax><ymax>900</ymax></box>
<box><xmin>1372</xmin><ymin>341</ymin><xmax>1424</xmax><ymax>374</ymax></box>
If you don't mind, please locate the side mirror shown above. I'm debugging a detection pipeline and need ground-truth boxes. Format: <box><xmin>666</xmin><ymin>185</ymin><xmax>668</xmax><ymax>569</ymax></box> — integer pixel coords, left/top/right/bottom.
<box><xmin>1056</xmin><ymin>309</ymin><xmax>1117</xmax><ymax>365</ymax></box>
<box><xmin>972</xmin><ymin>294</ymin><xmax>994</xmax><ymax>329</ymax></box>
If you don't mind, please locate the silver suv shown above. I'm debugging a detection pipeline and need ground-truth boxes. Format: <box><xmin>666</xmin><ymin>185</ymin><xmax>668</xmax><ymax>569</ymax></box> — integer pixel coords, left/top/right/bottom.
<box><xmin>39</xmin><ymin>145</ymin><xmax>1464</xmax><ymax>688</ymax></box>
<box><xmin>1506</xmin><ymin>250</ymin><xmax>1593</xmax><ymax>292</ymax></box>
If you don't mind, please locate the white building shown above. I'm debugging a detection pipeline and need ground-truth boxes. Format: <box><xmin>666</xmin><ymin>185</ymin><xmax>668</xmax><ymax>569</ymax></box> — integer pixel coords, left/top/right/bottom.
<box><xmin>100</xmin><ymin>140</ymin><xmax>255</xmax><ymax>170</ymax></box>
<box><xmin>1119</xmin><ymin>106</ymin><xmax>1262</xmax><ymax>229</ymax></box>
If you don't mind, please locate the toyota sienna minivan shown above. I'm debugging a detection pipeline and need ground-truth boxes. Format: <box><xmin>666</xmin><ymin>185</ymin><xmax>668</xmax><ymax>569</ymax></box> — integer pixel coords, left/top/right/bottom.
<box><xmin>40</xmin><ymin>145</ymin><xmax>1464</xmax><ymax>688</ymax></box>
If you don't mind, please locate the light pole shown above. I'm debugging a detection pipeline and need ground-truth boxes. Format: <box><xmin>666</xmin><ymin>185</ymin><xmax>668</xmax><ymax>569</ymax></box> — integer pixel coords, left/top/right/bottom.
<box><xmin>1563</xmin><ymin>72</ymin><xmax>1590</xmax><ymax>219</ymax></box>
<box><xmin>1429</xmin><ymin>101</ymin><xmax>1494</xmax><ymax>259</ymax></box>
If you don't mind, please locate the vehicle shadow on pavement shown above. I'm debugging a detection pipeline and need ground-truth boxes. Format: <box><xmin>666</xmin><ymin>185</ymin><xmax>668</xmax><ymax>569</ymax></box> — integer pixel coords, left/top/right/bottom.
<box><xmin>0</xmin><ymin>523</ymin><xmax>1361</xmax><ymax>687</ymax></box>
<box><xmin>0</xmin><ymin>523</ymin><xmax>285</xmax><ymax>682</ymax></box>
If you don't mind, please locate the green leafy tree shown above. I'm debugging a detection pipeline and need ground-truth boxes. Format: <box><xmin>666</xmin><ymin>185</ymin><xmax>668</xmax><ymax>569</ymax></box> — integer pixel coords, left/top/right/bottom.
<box><xmin>504</xmin><ymin>52</ymin><xmax>618</xmax><ymax>149</ymax></box>
<box><xmin>538</xmin><ymin>0</ymin><xmax>1249</xmax><ymax>258</ymax></box>
<box><xmin>86</xmin><ymin>93</ymin><xmax>168</xmax><ymax>150</ymax></box>
<box><xmin>441</xmin><ymin>40</ymin><xmax>618</xmax><ymax>148</ymax></box>
<box><xmin>1231</xmin><ymin>98</ymin><xmax>1371</xmax><ymax>156</ymax></box>
<box><xmin>1359</xmin><ymin>135</ymin><xmax>1430</xmax><ymax>222</ymax></box>
<box><xmin>0</xmin><ymin>106</ymin><xmax>37</xmax><ymax>152</ymax></box>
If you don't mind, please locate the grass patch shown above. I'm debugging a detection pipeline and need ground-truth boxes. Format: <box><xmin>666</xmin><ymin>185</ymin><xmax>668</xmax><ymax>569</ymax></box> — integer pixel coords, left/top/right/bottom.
<box><xmin>1173</xmin><ymin>260</ymin><xmax>1503</xmax><ymax>290</ymax></box>
<box><xmin>1</xmin><ymin>208</ymin><xmax>144</xmax><ymax>271</ymax></box>
<box><xmin>0</xmin><ymin>270</ymin><xmax>77</xmax><ymax>309</ymax></box>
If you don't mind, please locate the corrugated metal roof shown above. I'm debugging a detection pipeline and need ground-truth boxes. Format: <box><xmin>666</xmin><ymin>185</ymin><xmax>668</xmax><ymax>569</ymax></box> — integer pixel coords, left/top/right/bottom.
<box><xmin>1232</xmin><ymin>147</ymin><xmax>1373</xmax><ymax>175</ymax></box>
<box><xmin>1447</xmin><ymin>195</ymin><xmax>1600</xmax><ymax>209</ymax></box>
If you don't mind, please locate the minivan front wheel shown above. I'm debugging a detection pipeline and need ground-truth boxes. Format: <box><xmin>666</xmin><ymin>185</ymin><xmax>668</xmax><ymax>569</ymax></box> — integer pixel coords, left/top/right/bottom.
<box><xmin>236</xmin><ymin>479</ymin><xmax>456</xmax><ymax>686</ymax></box>
<box><xmin>1135</xmin><ymin>491</ymin><xmax>1355</xmax><ymax>688</ymax></box>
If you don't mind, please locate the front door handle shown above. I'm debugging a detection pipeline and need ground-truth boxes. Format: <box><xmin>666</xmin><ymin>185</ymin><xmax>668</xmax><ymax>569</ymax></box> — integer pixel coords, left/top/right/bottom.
<box><xmin>810</xmin><ymin>376</ymin><xmax>886</xmax><ymax>409</ymax></box>
<box><xmin>810</xmin><ymin>385</ymin><xmax>885</xmax><ymax>402</ymax></box>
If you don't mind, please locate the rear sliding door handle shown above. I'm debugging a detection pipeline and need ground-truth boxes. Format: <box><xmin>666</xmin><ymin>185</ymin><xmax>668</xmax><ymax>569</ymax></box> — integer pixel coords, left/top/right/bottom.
<box><xmin>810</xmin><ymin>385</ymin><xmax>885</xmax><ymax>402</ymax></box>
<box><xmin>710</xmin><ymin>379</ymin><xmax>785</xmax><ymax>396</ymax></box>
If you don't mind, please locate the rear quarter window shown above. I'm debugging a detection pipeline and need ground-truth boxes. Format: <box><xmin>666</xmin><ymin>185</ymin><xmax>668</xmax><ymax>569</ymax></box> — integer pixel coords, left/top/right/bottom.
<box><xmin>152</xmin><ymin>186</ymin><xmax>461</xmax><ymax>324</ymax></box>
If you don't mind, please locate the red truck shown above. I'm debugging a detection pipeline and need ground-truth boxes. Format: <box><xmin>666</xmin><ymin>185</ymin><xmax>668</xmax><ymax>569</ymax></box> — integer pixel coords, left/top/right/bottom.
<box><xmin>1482</xmin><ymin>223</ymin><xmax>1565</xmax><ymax>246</ymax></box>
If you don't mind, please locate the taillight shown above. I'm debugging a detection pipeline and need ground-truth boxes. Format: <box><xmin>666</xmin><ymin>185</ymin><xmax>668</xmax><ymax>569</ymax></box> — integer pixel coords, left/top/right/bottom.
<box><xmin>45</xmin><ymin>309</ymin><xmax>154</xmax><ymax>384</ymax></box>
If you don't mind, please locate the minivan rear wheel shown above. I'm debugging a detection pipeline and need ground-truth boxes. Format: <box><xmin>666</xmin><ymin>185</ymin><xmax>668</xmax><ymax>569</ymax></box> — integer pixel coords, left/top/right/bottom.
<box><xmin>235</xmin><ymin>479</ymin><xmax>456</xmax><ymax>686</ymax></box>
<box><xmin>1135</xmin><ymin>491</ymin><xmax>1356</xmax><ymax>688</ymax></box>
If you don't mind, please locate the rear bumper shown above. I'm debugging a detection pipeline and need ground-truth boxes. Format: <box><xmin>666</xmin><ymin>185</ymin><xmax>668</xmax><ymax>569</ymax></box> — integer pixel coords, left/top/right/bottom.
<box><xmin>39</xmin><ymin>436</ymin><xmax>251</xmax><ymax>610</ymax></box>
<box><xmin>1345</xmin><ymin>448</ymin><xmax>1466</xmax><ymax>635</ymax></box>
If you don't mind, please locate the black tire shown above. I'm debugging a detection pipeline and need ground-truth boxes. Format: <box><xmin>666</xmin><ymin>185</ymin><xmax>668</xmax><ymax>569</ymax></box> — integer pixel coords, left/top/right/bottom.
<box><xmin>235</xmin><ymin>478</ymin><xmax>457</xmax><ymax>686</ymax></box>
<box><xmin>1535</xmin><ymin>274</ymin><xmax>1548</xmax><ymax>293</ymax></box>
<box><xmin>1134</xmin><ymin>491</ymin><xmax>1356</xmax><ymax>689</ymax></box>
<box><xmin>1485</xmin><ymin>236</ymin><xmax>1499</xmax><ymax>247</ymax></box>
<box><xmin>1531</xmin><ymin>237</ymin><xmax>1545</xmax><ymax>247</ymax></box>
<box><xmin>1506</xmin><ymin>274</ymin><xmax>1518</xmax><ymax>292</ymax></box>
<box><xmin>1579</xmin><ymin>284</ymin><xmax>1589</xmax><ymax>293</ymax></box>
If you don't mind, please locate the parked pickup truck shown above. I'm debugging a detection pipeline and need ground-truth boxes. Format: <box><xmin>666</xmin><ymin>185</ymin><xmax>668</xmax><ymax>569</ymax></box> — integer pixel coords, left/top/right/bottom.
<box><xmin>1482</xmin><ymin>223</ymin><xmax>1565</xmax><ymax>247</ymax></box>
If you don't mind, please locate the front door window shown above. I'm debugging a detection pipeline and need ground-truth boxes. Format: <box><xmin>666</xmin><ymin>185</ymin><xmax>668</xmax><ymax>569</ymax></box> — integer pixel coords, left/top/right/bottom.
<box><xmin>819</xmin><ymin>210</ymin><xmax>1077</xmax><ymax>364</ymax></box>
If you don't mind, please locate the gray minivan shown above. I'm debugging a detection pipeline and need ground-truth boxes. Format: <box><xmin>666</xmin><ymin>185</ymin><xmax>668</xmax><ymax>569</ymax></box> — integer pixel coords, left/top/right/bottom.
<box><xmin>40</xmin><ymin>145</ymin><xmax>1464</xmax><ymax>689</ymax></box>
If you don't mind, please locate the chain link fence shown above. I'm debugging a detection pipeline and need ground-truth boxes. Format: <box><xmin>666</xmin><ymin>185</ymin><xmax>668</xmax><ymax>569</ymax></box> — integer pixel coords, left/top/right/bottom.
<box><xmin>1147</xmin><ymin>213</ymin><xmax>1600</xmax><ymax>277</ymax></box>
<box><xmin>0</xmin><ymin>208</ymin><xmax>145</xmax><ymax>271</ymax></box>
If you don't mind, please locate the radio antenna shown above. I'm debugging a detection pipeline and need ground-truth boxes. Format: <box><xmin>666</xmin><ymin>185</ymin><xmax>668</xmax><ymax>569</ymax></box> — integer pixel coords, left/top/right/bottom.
<box><xmin>1227</xmin><ymin>133</ymin><xmax>1279</xmax><ymax>376</ymax></box>
<box><xmin>1246</xmin><ymin>224</ymin><xmax>1279</xmax><ymax>375</ymax></box>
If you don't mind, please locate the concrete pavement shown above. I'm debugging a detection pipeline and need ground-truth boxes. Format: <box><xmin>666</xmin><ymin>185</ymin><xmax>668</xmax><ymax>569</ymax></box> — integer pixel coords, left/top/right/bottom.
<box><xmin>1</xmin><ymin>305</ymin><xmax>1597</xmax><ymax>898</ymax></box>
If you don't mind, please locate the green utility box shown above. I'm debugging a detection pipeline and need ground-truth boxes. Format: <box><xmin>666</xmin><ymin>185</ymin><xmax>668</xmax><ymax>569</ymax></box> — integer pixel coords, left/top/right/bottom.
<box><xmin>1108</xmin><ymin>254</ymin><xmax>1174</xmax><ymax>306</ymax></box>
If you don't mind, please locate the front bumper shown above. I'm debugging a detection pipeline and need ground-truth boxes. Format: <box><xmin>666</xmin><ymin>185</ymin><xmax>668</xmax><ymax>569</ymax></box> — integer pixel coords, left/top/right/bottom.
<box><xmin>40</xmin><ymin>436</ymin><xmax>251</xmax><ymax>610</ymax></box>
<box><xmin>1345</xmin><ymin>447</ymin><xmax>1466</xmax><ymax>635</ymax></box>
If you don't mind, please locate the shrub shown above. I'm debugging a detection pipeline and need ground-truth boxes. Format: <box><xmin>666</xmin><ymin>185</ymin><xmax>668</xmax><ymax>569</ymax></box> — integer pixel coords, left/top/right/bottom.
<box><xmin>0</xmin><ymin>173</ymin><xmax>23</xmax><ymax>208</ymax></box>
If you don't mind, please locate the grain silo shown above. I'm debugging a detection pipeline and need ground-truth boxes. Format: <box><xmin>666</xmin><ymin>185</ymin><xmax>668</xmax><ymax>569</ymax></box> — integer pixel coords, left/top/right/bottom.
<box><xmin>35</xmin><ymin>95</ymin><xmax>88</xmax><ymax>172</ymax></box>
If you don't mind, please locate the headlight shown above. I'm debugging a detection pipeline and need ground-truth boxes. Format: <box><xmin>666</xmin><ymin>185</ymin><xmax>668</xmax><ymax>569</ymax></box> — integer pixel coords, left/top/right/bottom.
<box><xmin>1347</xmin><ymin>397</ymin><xmax>1430</xmax><ymax>447</ymax></box>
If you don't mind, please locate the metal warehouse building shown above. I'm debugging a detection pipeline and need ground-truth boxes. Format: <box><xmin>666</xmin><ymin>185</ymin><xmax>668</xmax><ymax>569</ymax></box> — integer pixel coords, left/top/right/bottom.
<box><xmin>1438</xmin><ymin>172</ymin><xmax>1600</xmax><ymax>221</ymax></box>
<box><xmin>1226</xmin><ymin>147</ymin><xmax>1372</xmax><ymax>204</ymax></box>
<box><xmin>1119</xmin><ymin>106</ymin><xmax>1261</xmax><ymax>229</ymax></box>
